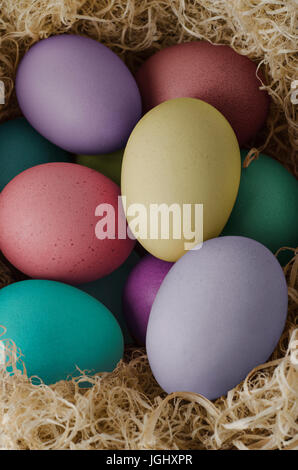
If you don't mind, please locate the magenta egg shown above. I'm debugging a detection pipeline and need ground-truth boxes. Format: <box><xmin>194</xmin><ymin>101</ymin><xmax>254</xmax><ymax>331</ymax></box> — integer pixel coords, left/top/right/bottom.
<box><xmin>123</xmin><ymin>255</ymin><xmax>173</xmax><ymax>345</ymax></box>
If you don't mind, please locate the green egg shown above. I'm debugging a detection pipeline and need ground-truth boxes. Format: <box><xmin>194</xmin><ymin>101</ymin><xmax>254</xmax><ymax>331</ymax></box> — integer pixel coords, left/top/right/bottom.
<box><xmin>76</xmin><ymin>149</ymin><xmax>124</xmax><ymax>185</ymax></box>
<box><xmin>78</xmin><ymin>251</ymin><xmax>140</xmax><ymax>344</ymax></box>
<box><xmin>222</xmin><ymin>150</ymin><xmax>298</xmax><ymax>264</ymax></box>
<box><xmin>0</xmin><ymin>118</ymin><xmax>71</xmax><ymax>191</ymax></box>
<box><xmin>0</xmin><ymin>280</ymin><xmax>124</xmax><ymax>385</ymax></box>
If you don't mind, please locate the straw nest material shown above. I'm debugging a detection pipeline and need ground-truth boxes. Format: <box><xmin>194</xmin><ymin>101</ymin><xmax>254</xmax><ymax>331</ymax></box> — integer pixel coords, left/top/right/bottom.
<box><xmin>0</xmin><ymin>0</ymin><xmax>297</xmax><ymax>450</ymax></box>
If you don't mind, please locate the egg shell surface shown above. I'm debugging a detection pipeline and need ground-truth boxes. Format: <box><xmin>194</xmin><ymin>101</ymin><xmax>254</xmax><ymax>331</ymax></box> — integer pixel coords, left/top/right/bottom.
<box><xmin>76</xmin><ymin>149</ymin><xmax>124</xmax><ymax>186</ymax></box>
<box><xmin>136</xmin><ymin>41</ymin><xmax>270</xmax><ymax>145</ymax></box>
<box><xmin>78</xmin><ymin>250</ymin><xmax>140</xmax><ymax>344</ymax></box>
<box><xmin>0</xmin><ymin>118</ymin><xmax>71</xmax><ymax>191</ymax></box>
<box><xmin>121</xmin><ymin>98</ymin><xmax>241</xmax><ymax>261</ymax></box>
<box><xmin>222</xmin><ymin>151</ymin><xmax>298</xmax><ymax>265</ymax></box>
<box><xmin>0</xmin><ymin>163</ymin><xmax>135</xmax><ymax>284</ymax></box>
<box><xmin>123</xmin><ymin>254</ymin><xmax>173</xmax><ymax>345</ymax></box>
<box><xmin>0</xmin><ymin>280</ymin><xmax>124</xmax><ymax>385</ymax></box>
<box><xmin>146</xmin><ymin>236</ymin><xmax>288</xmax><ymax>400</ymax></box>
<box><xmin>16</xmin><ymin>35</ymin><xmax>142</xmax><ymax>154</ymax></box>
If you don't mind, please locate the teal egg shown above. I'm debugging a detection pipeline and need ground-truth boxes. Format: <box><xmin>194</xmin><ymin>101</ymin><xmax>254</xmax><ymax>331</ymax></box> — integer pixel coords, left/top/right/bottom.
<box><xmin>0</xmin><ymin>280</ymin><xmax>124</xmax><ymax>384</ymax></box>
<box><xmin>222</xmin><ymin>150</ymin><xmax>298</xmax><ymax>265</ymax></box>
<box><xmin>0</xmin><ymin>118</ymin><xmax>71</xmax><ymax>191</ymax></box>
<box><xmin>78</xmin><ymin>251</ymin><xmax>140</xmax><ymax>344</ymax></box>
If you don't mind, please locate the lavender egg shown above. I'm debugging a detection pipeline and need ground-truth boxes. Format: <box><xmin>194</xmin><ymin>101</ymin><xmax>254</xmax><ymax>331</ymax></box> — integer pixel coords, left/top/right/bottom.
<box><xmin>123</xmin><ymin>255</ymin><xmax>173</xmax><ymax>345</ymax></box>
<box><xmin>16</xmin><ymin>35</ymin><xmax>142</xmax><ymax>154</ymax></box>
<box><xmin>146</xmin><ymin>236</ymin><xmax>288</xmax><ymax>400</ymax></box>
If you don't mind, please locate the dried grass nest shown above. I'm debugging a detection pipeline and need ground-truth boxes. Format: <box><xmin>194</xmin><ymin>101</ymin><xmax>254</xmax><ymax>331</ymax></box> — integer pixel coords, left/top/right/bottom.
<box><xmin>0</xmin><ymin>0</ymin><xmax>297</xmax><ymax>451</ymax></box>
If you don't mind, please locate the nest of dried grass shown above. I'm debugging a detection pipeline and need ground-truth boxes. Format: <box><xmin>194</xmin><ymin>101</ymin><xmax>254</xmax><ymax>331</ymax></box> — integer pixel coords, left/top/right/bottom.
<box><xmin>0</xmin><ymin>0</ymin><xmax>297</xmax><ymax>450</ymax></box>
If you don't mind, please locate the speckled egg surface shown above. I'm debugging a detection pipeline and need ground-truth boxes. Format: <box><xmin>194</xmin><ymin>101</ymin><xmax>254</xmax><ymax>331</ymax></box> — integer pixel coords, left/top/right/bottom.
<box><xmin>136</xmin><ymin>41</ymin><xmax>270</xmax><ymax>145</ymax></box>
<box><xmin>0</xmin><ymin>163</ymin><xmax>135</xmax><ymax>284</ymax></box>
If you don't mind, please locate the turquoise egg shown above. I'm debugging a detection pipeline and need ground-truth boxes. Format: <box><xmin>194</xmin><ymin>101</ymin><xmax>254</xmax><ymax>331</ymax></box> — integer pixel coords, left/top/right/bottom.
<box><xmin>78</xmin><ymin>251</ymin><xmax>140</xmax><ymax>344</ymax></box>
<box><xmin>0</xmin><ymin>280</ymin><xmax>124</xmax><ymax>384</ymax></box>
<box><xmin>0</xmin><ymin>118</ymin><xmax>71</xmax><ymax>191</ymax></box>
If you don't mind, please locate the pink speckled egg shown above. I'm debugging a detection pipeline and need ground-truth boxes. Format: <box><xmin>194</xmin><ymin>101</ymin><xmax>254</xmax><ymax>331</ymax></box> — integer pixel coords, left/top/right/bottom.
<box><xmin>0</xmin><ymin>163</ymin><xmax>135</xmax><ymax>284</ymax></box>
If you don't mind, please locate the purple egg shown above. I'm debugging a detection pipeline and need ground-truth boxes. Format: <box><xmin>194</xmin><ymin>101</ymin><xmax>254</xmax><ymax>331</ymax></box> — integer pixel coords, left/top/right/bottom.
<box><xmin>146</xmin><ymin>236</ymin><xmax>288</xmax><ymax>400</ymax></box>
<box><xmin>16</xmin><ymin>35</ymin><xmax>142</xmax><ymax>154</ymax></box>
<box><xmin>123</xmin><ymin>254</ymin><xmax>173</xmax><ymax>345</ymax></box>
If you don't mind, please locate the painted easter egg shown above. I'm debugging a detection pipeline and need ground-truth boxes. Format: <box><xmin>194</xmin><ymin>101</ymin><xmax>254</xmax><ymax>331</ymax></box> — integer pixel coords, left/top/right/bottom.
<box><xmin>121</xmin><ymin>98</ymin><xmax>241</xmax><ymax>261</ymax></box>
<box><xmin>146</xmin><ymin>236</ymin><xmax>288</xmax><ymax>400</ymax></box>
<box><xmin>0</xmin><ymin>280</ymin><xmax>124</xmax><ymax>385</ymax></box>
<box><xmin>136</xmin><ymin>41</ymin><xmax>270</xmax><ymax>145</ymax></box>
<box><xmin>123</xmin><ymin>254</ymin><xmax>173</xmax><ymax>345</ymax></box>
<box><xmin>222</xmin><ymin>151</ymin><xmax>298</xmax><ymax>265</ymax></box>
<box><xmin>0</xmin><ymin>118</ymin><xmax>71</xmax><ymax>191</ymax></box>
<box><xmin>0</xmin><ymin>163</ymin><xmax>135</xmax><ymax>284</ymax></box>
<box><xmin>76</xmin><ymin>149</ymin><xmax>124</xmax><ymax>186</ymax></box>
<box><xmin>16</xmin><ymin>35</ymin><xmax>142</xmax><ymax>154</ymax></box>
<box><xmin>78</xmin><ymin>250</ymin><xmax>140</xmax><ymax>344</ymax></box>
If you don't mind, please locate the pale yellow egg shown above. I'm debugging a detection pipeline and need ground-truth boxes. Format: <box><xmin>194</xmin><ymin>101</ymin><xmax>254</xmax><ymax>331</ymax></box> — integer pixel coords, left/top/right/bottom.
<box><xmin>121</xmin><ymin>98</ymin><xmax>241</xmax><ymax>261</ymax></box>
